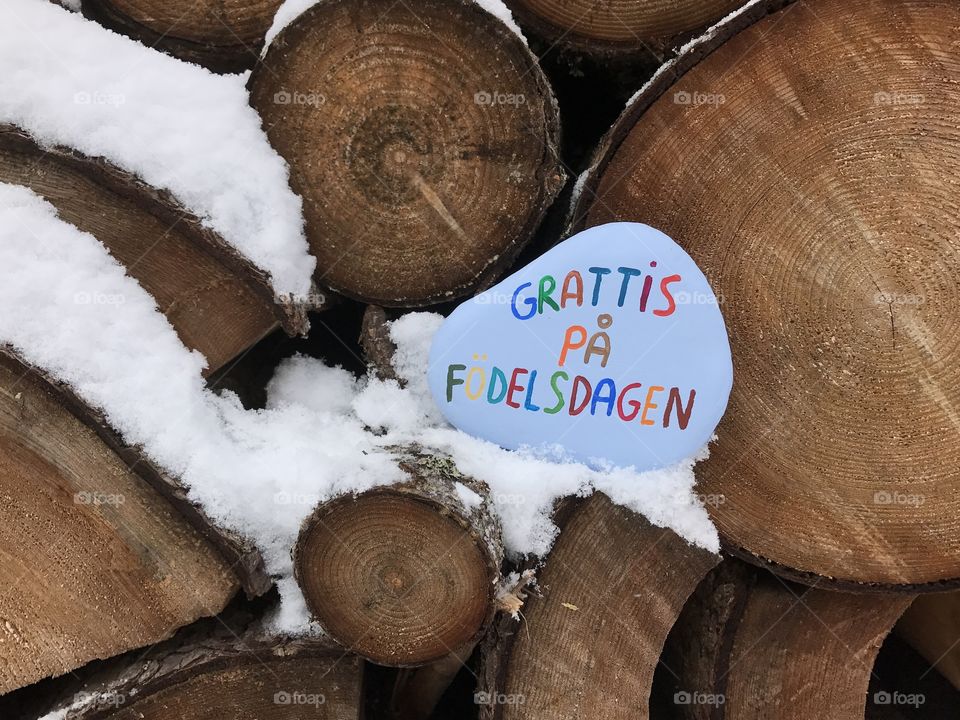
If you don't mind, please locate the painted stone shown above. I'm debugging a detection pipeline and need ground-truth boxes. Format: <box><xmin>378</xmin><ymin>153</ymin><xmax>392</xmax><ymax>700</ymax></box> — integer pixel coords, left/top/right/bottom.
<box><xmin>427</xmin><ymin>222</ymin><xmax>733</xmax><ymax>471</ymax></box>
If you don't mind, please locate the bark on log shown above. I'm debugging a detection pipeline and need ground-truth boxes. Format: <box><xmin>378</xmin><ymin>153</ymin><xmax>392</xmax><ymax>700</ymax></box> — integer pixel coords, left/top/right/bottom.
<box><xmin>896</xmin><ymin>591</ymin><xmax>960</xmax><ymax>691</ymax></box>
<box><xmin>664</xmin><ymin>562</ymin><xmax>913</xmax><ymax>719</ymax></box>
<box><xmin>571</xmin><ymin>0</ymin><xmax>960</xmax><ymax>588</ymax></box>
<box><xmin>81</xmin><ymin>0</ymin><xmax>282</xmax><ymax>73</ymax></box>
<box><xmin>41</xmin><ymin>615</ymin><xmax>362</xmax><ymax>720</ymax></box>
<box><xmin>360</xmin><ymin>305</ymin><xmax>401</xmax><ymax>383</ymax></box>
<box><xmin>294</xmin><ymin>447</ymin><xmax>503</xmax><ymax>667</ymax></box>
<box><xmin>248</xmin><ymin>0</ymin><xmax>565</xmax><ymax>307</ymax></box>
<box><xmin>479</xmin><ymin>493</ymin><xmax>719</xmax><ymax>719</ymax></box>
<box><xmin>0</xmin><ymin>126</ymin><xmax>307</xmax><ymax>375</ymax></box>
<box><xmin>656</xmin><ymin>560</ymin><xmax>752</xmax><ymax>720</ymax></box>
<box><xmin>0</xmin><ymin>349</ymin><xmax>268</xmax><ymax>694</ymax></box>
<box><xmin>504</xmin><ymin>0</ymin><xmax>742</xmax><ymax>58</ymax></box>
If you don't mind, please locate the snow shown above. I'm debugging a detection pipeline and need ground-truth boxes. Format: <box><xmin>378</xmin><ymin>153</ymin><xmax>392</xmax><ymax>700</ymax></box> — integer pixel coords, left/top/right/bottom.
<box><xmin>472</xmin><ymin>0</ymin><xmax>526</xmax><ymax>42</ymax></box>
<box><xmin>263</xmin><ymin>0</ymin><xmax>525</xmax><ymax>56</ymax></box>
<box><xmin>263</xmin><ymin>0</ymin><xmax>318</xmax><ymax>49</ymax></box>
<box><xmin>0</xmin><ymin>182</ymin><xmax>717</xmax><ymax>638</ymax></box>
<box><xmin>0</xmin><ymin>0</ymin><xmax>314</xmax><ymax>297</ymax></box>
<box><xmin>625</xmin><ymin>0</ymin><xmax>767</xmax><ymax>109</ymax></box>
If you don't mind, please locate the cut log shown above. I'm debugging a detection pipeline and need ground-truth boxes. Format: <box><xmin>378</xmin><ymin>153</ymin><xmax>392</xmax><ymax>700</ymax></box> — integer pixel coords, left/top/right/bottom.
<box><xmin>654</xmin><ymin>560</ymin><xmax>752</xmax><ymax>720</ymax></box>
<box><xmin>248</xmin><ymin>0</ymin><xmax>564</xmax><ymax>307</ymax></box>
<box><xmin>81</xmin><ymin>0</ymin><xmax>282</xmax><ymax>72</ymax></box>
<box><xmin>0</xmin><ymin>126</ymin><xmax>307</xmax><ymax>375</ymax></box>
<box><xmin>574</xmin><ymin>0</ymin><xmax>960</xmax><ymax>587</ymax></box>
<box><xmin>479</xmin><ymin>493</ymin><xmax>719</xmax><ymax>719</ymax></box>
<box><xmin>504</xmin><ymin>0</ymin><xmax>742</xmax><ymax>57</ymax></box>
<box><xmin>0</xmin><ymin>348</ymin><xmax>267</xmax><ymax>694</ymax></box>
<box><xmin>729</xmin><ymin>581</ymin><xmax>911</xmax><ymax>717</ymax></box>
<box><xmin>40</xmin><ymin>612</ymin><xmax>362</xmax><ymax>720</ymax></box>
<box><xmin>660</xmin><ymin>560</ymin><xmax>913</xmax><ymax>719</ymax></box>
<box><xmin>294</xmin><ymin>447</ymin><xmax>503</xmax><ymax>666</ymax></box>
<box><xmin>896</xmin><ymin>591</ymin><xmax>960</xmax><ymax>691</ymax></box>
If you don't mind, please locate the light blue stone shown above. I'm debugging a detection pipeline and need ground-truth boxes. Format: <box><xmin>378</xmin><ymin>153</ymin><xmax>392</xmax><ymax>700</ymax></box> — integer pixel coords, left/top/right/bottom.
<box><xmin>427</xmin><ymin>222</ymin><xmax>733</xmax><ymax>471</ymax></box>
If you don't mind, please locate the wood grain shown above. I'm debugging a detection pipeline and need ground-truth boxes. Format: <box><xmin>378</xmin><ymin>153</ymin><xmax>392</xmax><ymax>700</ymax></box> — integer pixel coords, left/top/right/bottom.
<box><xmin>582</xmin><ymin>0</ymin><xmax>960</xmax><ymax>586</ymax></box>
<box><xmin>0</xmin><ymin>351</ymin><xmax>239</xmax><ymax>693</ymax></box>
<box><xmin>487</xmin><ymin>493</ymin><xmax>719</xmax><ymax>719</ymax></box>
<box><xmin>0</xmin><ymin>126</ymin><xmax>304</xmax><ymax>375</ymax></box>
<box><xmin>249</xmin><ymin>0</ymin><xmax>564</xmax><ymax>306</ymax></box>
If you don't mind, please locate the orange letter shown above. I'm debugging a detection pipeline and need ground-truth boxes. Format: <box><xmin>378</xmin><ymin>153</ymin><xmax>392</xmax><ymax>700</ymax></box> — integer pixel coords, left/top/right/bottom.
<box><xmin>640</xmin><ymin>385</ymin><xmax>664</xmax><ymax>426</ymax></box>
<box><xmin>558</xmin><ymin>325</ymin><xmax>587</xmax><ymax>367</ymax></box>
<box><xmin>653</xmin><ymin>274</ymin><xmax>682</xmax><ymax>317</ymax></box>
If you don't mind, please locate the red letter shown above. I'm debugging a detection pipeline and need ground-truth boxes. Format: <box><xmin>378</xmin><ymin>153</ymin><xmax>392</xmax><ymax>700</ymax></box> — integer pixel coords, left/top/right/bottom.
<box><xmin>569</xmin><ymin>375</ymin><xmax>592</xmax><ymax>415</ymax></box>
<box><xmin>506</xmin><ymin>368</ymin><xmax>528</xmax><ymax>408</ymax></box>
<box><xmin>653</xmin><ymin>274</ymin><xmax>682</xmax><ymax>317</ymax></box>
<box><xmin>664</xmin><ymin>388</ymin><xmax>696</xmax><ymax>429</ymax></box>
<box><xmin>616</xmin><ymin>382</ymin><xmax>644</xmax><ymax>421</ymax></box>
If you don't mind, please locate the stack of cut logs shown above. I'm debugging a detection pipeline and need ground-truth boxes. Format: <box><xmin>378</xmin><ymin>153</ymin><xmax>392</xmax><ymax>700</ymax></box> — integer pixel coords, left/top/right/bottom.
<box><xmin>2</xmin><ymin>0</ymin><xmax>960</xmax><ymax>717</ymax></box>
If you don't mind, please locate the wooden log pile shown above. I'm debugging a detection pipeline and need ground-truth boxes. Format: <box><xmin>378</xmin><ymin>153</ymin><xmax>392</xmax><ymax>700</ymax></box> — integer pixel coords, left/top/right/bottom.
<box><xmin>3</xmin><ymin>0</ymin><xmax>960</xmax><ymax>718</ymax></box>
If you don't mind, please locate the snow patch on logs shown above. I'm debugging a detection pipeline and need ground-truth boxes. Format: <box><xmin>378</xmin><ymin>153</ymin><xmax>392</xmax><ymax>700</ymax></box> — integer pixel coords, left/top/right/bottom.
<box><xmin>263</xmin><ymin>0</ymin><xmax>526</xmax><ymax>53</ymax></box>
<box><xmin>0</xmin><ymin>183</ymin><xmax>717</xmax><ymax>634</ymax></box>
<box><xmin>624</xmin><ymin>0</ymin><xmax>770</xmax><ymax>109</ymax></box>
<box><xmin>0</xmin><ymin>0</ymin><xmax>314</xmax><ymax>296</ymax></box>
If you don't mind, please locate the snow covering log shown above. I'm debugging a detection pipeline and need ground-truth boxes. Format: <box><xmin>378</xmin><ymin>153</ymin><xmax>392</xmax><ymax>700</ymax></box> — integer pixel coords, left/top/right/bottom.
<box><xmin>249</xmin><ymin>0</ymin><xmax>564</xmax><ymax>307</ymax></box>
<box><xmin>896</xmin><ymin>592</ymin><xmax>960</xmax><ymax>691</ymax></box>
<box><xmin>0</xmin><ymin>126</ymin><xmax>306</xmax><ymax>375</ymax></box>
<box><xmin>0</xmin><ymin>348</ymin><xmax>264</xmax><ymax>694</ymax></box>
<box><xmin>479</xmin><ymin>493</ymin><xmax>718</xmax><ymax>719</ymax></box>
<box><xmin>42</xmin><ymin>615</ymin><xmax>362</xmax><ymax>720</ymax></box>
<box><xmin>293</xmin><ymin>447</ymin><xmax>503</xmax><ymax>666</ymax></box>
<box><xmin>572</xmin><ymin>0</ymin><xmax>960</xmax><ymax>587</ymax></box>
<box><xmin>662</xmin><ymin>561</ymin><xmax>913</xmax><ymax>719</ymax></box>
<box><xmin>504</xmin><ymin>0</ymin><xmax>741</xmax><ymax>57</ymax></box>
<box><xmin>81</xmin><ymin>0</ymin><xmax>282</xmax><ymax>72</ymax></box>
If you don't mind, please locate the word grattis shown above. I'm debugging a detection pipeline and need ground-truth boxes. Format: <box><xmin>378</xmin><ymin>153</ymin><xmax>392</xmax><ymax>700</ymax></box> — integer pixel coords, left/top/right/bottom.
<box><xmin>511</xmin><ymin>264</ymin><xmax>681</xmax><ymax>320</ymax></box>
<box><xmin>445</xmin><ymin>359</ymin><xmax>695</xmax><ymax>430</ymax></box>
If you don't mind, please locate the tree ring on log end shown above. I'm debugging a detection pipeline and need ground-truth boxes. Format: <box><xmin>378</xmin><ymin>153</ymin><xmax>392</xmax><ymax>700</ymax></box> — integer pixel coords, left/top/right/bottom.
<box><xmin>505</xmin><ymin>0</ymin><xmax>743</xmax><ymax>56</ymax></box>
<box><xmin>250</xmin><ymin>0</ymin><xmax>564</xmax><ymax>307</ymax></box>
<box><xmin>294</xmin><ymin>489</ymin><xmax>496</xmax><ymax>666</ymax></box>
<box><xmin>582</xmin><ymin>0</ymin><xmax>960</xmax><ymax>587</ymax></box>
